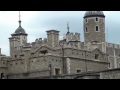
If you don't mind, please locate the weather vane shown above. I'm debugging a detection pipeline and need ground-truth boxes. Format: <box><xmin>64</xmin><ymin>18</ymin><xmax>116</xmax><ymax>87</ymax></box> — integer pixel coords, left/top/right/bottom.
<box><xmin>19</xmin><ymin>11</ymin><xmax>21</xmax><ymax>21</ymax></box>
<box><xmin>67</xmin><ymin>22</ymin><xmax>70</xmax><ymax>33</ymax></box>
<box><xmin>19</xmin><ymin>11</ymin><xmax>21</xmax><ymax>26</ymax></box>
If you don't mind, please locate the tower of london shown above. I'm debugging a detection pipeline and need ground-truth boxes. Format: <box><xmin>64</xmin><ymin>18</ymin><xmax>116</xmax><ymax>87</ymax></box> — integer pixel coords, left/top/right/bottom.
<box><xmin>0</xmin><ymin>11</ymin><xmax>119</xmax><ymax>79</ymax></box>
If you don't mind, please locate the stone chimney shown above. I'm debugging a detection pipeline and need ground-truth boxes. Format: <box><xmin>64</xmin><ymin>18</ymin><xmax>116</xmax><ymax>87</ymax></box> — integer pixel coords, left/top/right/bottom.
<box><xmin>46</xmin><ymin>30</ymin><xmax>60</xmax><ymax>47</ymax></box>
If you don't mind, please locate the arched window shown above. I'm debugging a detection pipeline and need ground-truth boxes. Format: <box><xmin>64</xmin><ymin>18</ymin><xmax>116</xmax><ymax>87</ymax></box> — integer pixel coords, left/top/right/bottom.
<box><xmin>86</xmin><ymin>27</ymin><xmax>88</xmax><ymax>32</ymax></box>
<box><xmin>96</xmin><ymin>26</ymin><xmax>99</xmax><ymax>32</ymax></box>
<box><xmin>96</xmin><ymin>18</ymin><xmax>98</xmax><ymax>21</ymax></box>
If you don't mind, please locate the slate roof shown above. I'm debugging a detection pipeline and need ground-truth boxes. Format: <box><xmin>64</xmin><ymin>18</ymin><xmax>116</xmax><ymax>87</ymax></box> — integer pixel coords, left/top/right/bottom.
<box><xmin>84</xmin><ymin>11</ymin><xmax>105</xmax><ymax>18</ymax></box>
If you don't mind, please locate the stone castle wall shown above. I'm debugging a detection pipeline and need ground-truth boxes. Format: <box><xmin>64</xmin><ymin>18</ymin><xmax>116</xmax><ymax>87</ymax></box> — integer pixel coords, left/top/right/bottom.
<box><xmin>84</xmin><ymin>17</ymin><xmax>105</xmax><ymax>44</ymax></box>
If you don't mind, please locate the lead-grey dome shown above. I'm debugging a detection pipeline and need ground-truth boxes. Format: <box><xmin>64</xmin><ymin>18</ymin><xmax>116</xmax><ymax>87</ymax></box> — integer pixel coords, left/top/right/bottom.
<box><xmin>11</xmin><ymin>21</ymin><xmax>28</xmax><ymax>36</ymax></box>
<box><xmin>84</xmin><ymin>11</ymin><xmax>105</xmax><ymax>18</ymax></box>
<box><xmin>15</xmin><ymin>26</ymin><xmax>26</xmax><ymax>34</ymax></box>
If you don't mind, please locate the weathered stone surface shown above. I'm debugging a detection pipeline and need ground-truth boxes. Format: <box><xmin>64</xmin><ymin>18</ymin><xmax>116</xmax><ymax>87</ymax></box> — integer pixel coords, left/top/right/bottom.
<box><xmin>1</xmin><ymin>11</ymin><xmax>120</xmax><ymax>79</ymax></box>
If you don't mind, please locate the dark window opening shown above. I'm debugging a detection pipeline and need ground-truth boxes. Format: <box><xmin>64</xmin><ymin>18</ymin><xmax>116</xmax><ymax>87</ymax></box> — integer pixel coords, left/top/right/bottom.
<box><xmin>55</xmin><ymin>68</ymin><xmax>60</xmax><ymax>75</ymax></box>
<box><xmin>77</xmin><ymin>70</ymin><xmax>82</xmax><ymax>73</ymax></box>
<box><xmin>1</xmin><ymin>73</ymin><xmax>4</xmax><ymax>79</ymax></box>
<box><xmin>95</xmin><ymin>54</ymin><xmax>99</xmax><ymax>60</ymax></box>
<box><xmin>15</xmin><ymin>55</ymin><xmax>17</xmax><ymax>58</ymax></box>
<box><xmin>96</xmin><ymin>18</ymin><xmax>98</xmax><ymax>21</ymax></box>
<box><xmin>96</xmin><ymin>26</ymin><xmax>99</xmax><ymax>31</ymax></box>
<box><xmin>86</xmin><ymin>27</ymin><xmax>88</xmax><ymax>32</ymax></box>
<box><xmin>40</xmin><ymin>50</ymin><xmax>48</xmax><ymax>55</ymax></box>
<box><xmin>108</xmin><ymin>63</ymin><xmax>111</xmax><ymax>68</ymax></box>
<box><xmin>31</xmin><ymin>53</ymin><xmax>34</xmax><ymax>55</ymax></box>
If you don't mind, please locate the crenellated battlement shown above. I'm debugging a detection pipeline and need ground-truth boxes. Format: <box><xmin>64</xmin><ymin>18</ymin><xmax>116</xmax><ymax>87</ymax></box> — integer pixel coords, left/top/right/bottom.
<box><xmin>106</xmin><ymin>43</ymin><xmax>120</xmax><ymax>49</ymax></box>
<box><xmin>28</xmin><ymin>37</ymin><xmax>48</xmax><ymax>50</ymax></box>
<box><xmin>59</xmin><ymin>41</ymin><xmax>81</xmax><ymax>49</ymax></box>
<box><xmin>35</xmin><ymin>38</ymin><xmax>47</xmax><ymax>44</ymax></box>
<box><xmin>66</xmin><ymin>32</ymin><xmax>80</xmax><ymax>42</ymax></box>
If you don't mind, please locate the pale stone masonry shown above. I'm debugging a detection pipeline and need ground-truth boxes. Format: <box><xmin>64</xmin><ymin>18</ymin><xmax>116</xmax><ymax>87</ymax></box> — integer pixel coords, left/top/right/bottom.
<box><xmin>0</xmin><ymin>11</ymin><xmax>120</xmax><ymax>79</ymax></box>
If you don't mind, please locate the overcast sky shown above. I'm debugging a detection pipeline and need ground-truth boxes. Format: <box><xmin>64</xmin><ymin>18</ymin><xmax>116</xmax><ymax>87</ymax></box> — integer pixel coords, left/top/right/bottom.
<box><xmin>0</xmin><ymin>11</ymin><xmax>120</xmax><ymax>56</ymax></box>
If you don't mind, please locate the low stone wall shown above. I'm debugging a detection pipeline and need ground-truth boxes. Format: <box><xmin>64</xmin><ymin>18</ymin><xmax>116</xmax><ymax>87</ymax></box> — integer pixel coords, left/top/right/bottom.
<box><xmin>24</xmin><ymin>72</ymin><xmax>100</xmax><ymax>79</ymax></box>
<box><xmin>100</xmin><ymin>68</ymin><xmax>120</xmax><ymax>79</ymax></box>
<box><xmin>7</xmin><ymin>70</ymin><xmax>50</xmax><ymax>79</ymax></box>
<box><xmin>27</xmin><ymin>68</ymin><xmax>120</xmax><ymax>79</ymax></box>
<box><xmin>7</xmin><ymin>68</ymin><xmax>120</xmax><ymax>79</ymax></box>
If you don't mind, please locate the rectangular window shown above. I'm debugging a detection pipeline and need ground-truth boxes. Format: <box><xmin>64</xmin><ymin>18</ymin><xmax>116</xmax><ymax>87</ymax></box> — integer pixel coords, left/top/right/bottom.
<box><xmin>108</xmin><ymin>63</ymin><xmax>111</xmax><ymax>69</ymax></box>
<box><xmin>15</xmin><ymin>55</ymin><xmax>17</xmax><ymax>58</ymax></box>
<box><xmin>76</xmin><ymin>69</ymin><xmax>82</xmax><ymax>73</ymax></box>
<box><xmin>95</xmin><ymin>54</ymin><xmax>99</xmax><ymax>60</ymax></box>
<box><xmin>55</xmin><ymin>68</ymin><xmax>61</xmax><ymax>75</ymax></box>
<box><xmin>40</xmin><ymin>50</ymin><xmax>48</xmax><ymax>55</ymax></box>
<box><xmin>1</xmin><ymin>73</ymin><xmax>4</xmax><ymax>79</ymax></box>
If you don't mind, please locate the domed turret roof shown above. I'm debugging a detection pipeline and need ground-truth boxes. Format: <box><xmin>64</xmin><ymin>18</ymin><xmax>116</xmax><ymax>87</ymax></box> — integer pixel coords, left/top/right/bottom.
<box><xmin>15</xmin><ymin>26</ymin><xmax>26</xmax><ymax>34</ymax></box>
<box><xmin>11</xmin><ymin>21</ymin><xmax>28</xmax><ymax>36</ymax></box>
<box><xmin>84</xmin><ymin>11</ymin><xmax>105</xmax><ymax>18</ymax></box>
